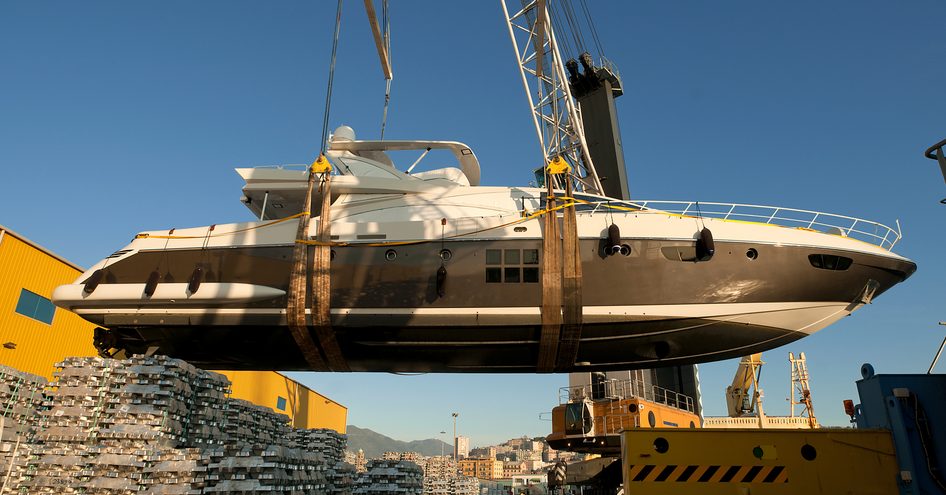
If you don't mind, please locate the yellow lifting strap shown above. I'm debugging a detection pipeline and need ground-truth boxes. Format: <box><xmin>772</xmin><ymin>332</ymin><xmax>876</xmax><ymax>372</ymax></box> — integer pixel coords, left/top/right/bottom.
<box><xmin>311</xmin><ymin>154</ymin><xmax>333</xmax><ymax>174</ymax></box>
<box><xmin>311</xmin><ymin>172</ymin><xmax>349</xmax><ymax>372</ymax></box>
<box><xmin>286</xmin><ymin>172</ymin><xmax>329</xmax><ymax>371</ymax></box>
<box><xmin>546</xmin><ymin>156</ymin><xmax>571</xmax><ymax>175</ymax></box>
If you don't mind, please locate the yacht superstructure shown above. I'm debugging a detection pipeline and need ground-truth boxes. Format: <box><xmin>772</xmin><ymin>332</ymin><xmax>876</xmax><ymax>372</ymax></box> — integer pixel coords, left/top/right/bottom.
<box><xmin>52</xmin><ymin>128</ymin><xmax>916</xmax><ymax>372</ymax></box>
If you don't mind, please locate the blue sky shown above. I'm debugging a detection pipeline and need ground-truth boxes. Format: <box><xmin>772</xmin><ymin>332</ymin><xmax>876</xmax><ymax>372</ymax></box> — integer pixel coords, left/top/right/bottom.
<box><xmin>2</xmin><ymin>1</ymin><xmax>945</xmax><ymax>447</ymax></box>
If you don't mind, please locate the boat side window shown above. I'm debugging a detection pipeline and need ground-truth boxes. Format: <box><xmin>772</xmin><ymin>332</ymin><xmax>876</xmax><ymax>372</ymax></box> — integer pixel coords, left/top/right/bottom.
<box><xmin>485</xmin><ymin>248</ymin><xmax>539</xmax><ymax>284</ymax></box>
<box><xmin>808</xmin><ymin>254</ymin><xmax>852</xmax><ymax>271</ymax></box>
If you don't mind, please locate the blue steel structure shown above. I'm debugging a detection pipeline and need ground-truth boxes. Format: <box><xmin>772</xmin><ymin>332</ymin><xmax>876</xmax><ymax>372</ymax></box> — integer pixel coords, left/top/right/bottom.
<box><xmin>853</xmin><ymin>363</ymin><xmax>946</xmax><ymax>494</ymax></box>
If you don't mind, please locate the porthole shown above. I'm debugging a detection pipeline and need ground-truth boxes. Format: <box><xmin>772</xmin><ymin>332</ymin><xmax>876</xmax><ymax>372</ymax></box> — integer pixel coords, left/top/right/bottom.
<box><xmin>439</xmin><ymin>249</ymin><xmax>453</xmax><ymax>262</ymax></box>
<box><xmin>653</xmin><ymin>437</ymin><xmax>669</xmax><ymax>454</ymax></box>
<box><xmin>384</xmin><ymin>249</ymin><xmax>397</xmax><ymax>261</ymax></box>
<box><xmin>801</xmin><ymin>444</ymin><xmax>817</xmax><ymax>461</ymax></box>
<box><xmin>746</xmin><ymin>248</ymin><xmax>758</xmax><ymax>260</ymax></box>
<box><xmin>648</xmin><ymin>411</ymin><xmax>656</xmax><ymax>428</ymax></box>
<box><xmin>628</xmin><ymin>404</ymin><xmax>638</xmax><ymax>413</ymax></box>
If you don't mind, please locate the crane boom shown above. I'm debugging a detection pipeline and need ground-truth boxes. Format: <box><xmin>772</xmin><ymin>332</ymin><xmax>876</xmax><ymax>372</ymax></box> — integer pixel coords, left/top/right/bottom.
<box><xmin>501</xmin><ymin>0</ymin><xmax>603</xmax><ymax>195</ymax></box>
<box><xmin>726</xmin><ymin>353</ymin><xmax>764</xmax><ymax>418</ymax></box>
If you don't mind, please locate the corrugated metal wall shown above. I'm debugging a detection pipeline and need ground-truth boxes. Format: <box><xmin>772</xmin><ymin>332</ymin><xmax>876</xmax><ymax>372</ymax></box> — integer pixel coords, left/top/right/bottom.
<box><xmin>0</xmin><ymin>229</ymin><xmax>97</xmax><ymax>378</ymax></box>
<box><xmin>218</xmin><ymin>370</ymin><xmax>348</xmax><ymax>432</ymax></box>
<box><xmin>0</xmin><ymin>227</ymin><xmax>348</xmax><ymax>433</ymax></box>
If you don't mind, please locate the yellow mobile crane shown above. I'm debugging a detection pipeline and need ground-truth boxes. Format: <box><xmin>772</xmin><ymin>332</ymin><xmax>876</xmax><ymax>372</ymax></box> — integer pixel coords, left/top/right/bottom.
<box><xmin>703</xmin><ymin>352</ymin><xmax>818</xmax><ymax>429</ymax></box>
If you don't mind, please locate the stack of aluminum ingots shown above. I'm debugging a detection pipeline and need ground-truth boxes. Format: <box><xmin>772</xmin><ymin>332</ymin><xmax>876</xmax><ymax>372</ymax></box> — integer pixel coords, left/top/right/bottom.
<box><xmin>24</xmin><ymin>356</ymin><xmax>227</xmax><ymax>494</ymax></box>
<box><xmin>202</xmin><ymin>443</ymin><xmax>328</xmax><ymax>494</ymax></box>
<box><xmin>224</xmin><ymin>399</ymin><xmax>293</xmax><ymax>447</ymax></box>
<box><xmin>353</xmin><ymin>459</ymin><xmax>424</xmax><ymax>495</ymax></box>
<box><xmin>0</xmin><ymin>363</ymin><xmax>47</xmax><ymax>441</ymax></box>
<box><xmin>28</xmin><ymin>357</ymin><xmax>117</xmax><ymax>493</ymax></box>
<box><xmin>0</xmin><ymin>364</ymin><xmax>46</xmax><ymax>489</ymax></box>
<box><xmin>293</xmin><ymin>428</ymin><xmax>353</xmax><ymax>494</ymax></box>
<box><xmin>140</xmin><ymin>448</ymin><xmax>207</xmax><ymax>495</ymax></box>
<box><xmin>186</xmin><ymin>368</ymin><xmax>230</xmax><ymax>448</ymax></box>
<box><xmin>0</xmin><ymin>355</ymin><xmax>354</xmax><ymax>494</ymax></box>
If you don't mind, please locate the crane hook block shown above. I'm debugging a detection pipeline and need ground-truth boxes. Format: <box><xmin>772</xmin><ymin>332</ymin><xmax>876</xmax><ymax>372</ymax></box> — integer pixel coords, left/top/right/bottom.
<box><xmin>311</xmin><ymin>154</ymin><xmax>332</xmax><ymax>174</ymax></box>
<box><xmin>546</xmin><ymin>156</ymin><xmax>571</xmax><ymax>175</ymax></box>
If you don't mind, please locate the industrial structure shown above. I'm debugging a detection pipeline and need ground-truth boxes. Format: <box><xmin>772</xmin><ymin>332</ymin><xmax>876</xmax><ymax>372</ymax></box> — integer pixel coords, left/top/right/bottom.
<box><xmin>0</xmin><ymin>223</ymin><xmax>346</xmax><ymax>431</ymax></box>
<box><xmin>702</xmin><ymin>352</ymin><xmax>818</xmax><ymax>429</ymax></box>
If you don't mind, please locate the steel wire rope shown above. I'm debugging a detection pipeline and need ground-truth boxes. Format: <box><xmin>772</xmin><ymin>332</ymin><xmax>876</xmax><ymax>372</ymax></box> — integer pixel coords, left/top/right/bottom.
<box><xmin>578</xmin><ymin>0</ymin><xmax>605</xmax><ymax>58</ymax></box>
<box><xmin>559</xmin><ymin>0</ymin><xmax>587</xmax><ymax>56</ymax></box>
<box><xmin>320</xmin><ymin>0</ymin><xmax>344</xmax><ymax>155</ymax></box>
<box><xmin>379</xmin><ymin>0</ymin><xmax>393</xmax><ymax>141</ymax></box>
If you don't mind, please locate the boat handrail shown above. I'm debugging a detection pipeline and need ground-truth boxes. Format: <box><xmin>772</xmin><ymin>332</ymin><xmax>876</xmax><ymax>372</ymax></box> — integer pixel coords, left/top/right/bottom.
<box><xmin>561</xmin><ymin>378</ymin><xmax>695</xmax><ymax>413</ymax></box>
<box><xmin>251</xmin><ymin>164</ymin><xmax>310</xmax><ymax>170</ymax></box>
<box><xmin>579</xmin><ymin>199</ymin><xmax>902</xmax><ymax>251</ymax></box>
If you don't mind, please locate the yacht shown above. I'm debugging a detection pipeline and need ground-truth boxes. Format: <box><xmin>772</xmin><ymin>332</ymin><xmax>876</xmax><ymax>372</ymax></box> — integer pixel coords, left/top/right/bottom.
<box><xmin>53</xmin><ymin>127</ymin><xmax>916</xmax><ymax>372</ymax></box>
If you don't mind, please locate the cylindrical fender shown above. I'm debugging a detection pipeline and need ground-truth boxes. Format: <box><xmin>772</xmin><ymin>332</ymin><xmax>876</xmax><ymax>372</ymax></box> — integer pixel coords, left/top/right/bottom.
<box><xmin>187</xmin><ymin>266</ymin><xmax>204</xmax><ymax>295</ymax></box>
<box><xmin>83</xmin><ymin>269</ymin><xmax>106</xmax><ymax>295</ymax></box>
<box><xmin>696</xmin><ymin>227</ymin><xmax>715</xmax><ymax>261</ymax></box>
<box><xmin>436</xmin><ymin>265</ymin><xmax>447</xmax><ymax>298</ymax></box>
<box><xmin>607</xmin><ymin>224</ymin><xmax>622</xmax><ymax>256</ymax></box>
<box><xmin>144</xmin><ymin>270</ymin><xmax>161</xmax><ymax>297</ymax></box>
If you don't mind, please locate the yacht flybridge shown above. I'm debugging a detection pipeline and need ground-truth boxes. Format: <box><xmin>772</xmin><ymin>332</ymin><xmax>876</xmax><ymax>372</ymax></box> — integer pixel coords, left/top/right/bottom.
<box><xmin>53</xmin><ymin>127</ymin><xmax>916</xmax><ymax>372</ymax></box>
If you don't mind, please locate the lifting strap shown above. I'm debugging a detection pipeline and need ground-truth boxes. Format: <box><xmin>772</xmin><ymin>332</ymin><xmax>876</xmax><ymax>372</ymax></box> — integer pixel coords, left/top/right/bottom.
<box><xmin>537</xmin><ymin>172</ymin><xmax>564</xmax><ymax>372</ymax></box>
<box><xmin>311</xmin><ymin>170</ymin><xmax>349</xmax><ymax>371</ymax></box>
<box><xmin>286</xmin><ymin>170</ymin><xmax>329</xmax><ymax>371</ymax></box>
<box><xmin>556</xmin><ymin>178</ymin><xmax>584</xmax><ymax>369</ymax></box>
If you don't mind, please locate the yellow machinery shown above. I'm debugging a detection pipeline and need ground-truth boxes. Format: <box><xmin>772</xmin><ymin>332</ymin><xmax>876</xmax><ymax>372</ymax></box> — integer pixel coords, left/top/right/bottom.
<box><xmin>547</xmin><ymin>374</ymin><xmax>700</xmax><ymax>454</ymax></box>
<box><xmin>704</xmin><ymin>352</ymin><xmax>818</xmax><ymax>429</ymax></box>
<box><xmin>621</xmin><ymin>428</ymin><xmax>899</xmax><ymax>494</ymax></box>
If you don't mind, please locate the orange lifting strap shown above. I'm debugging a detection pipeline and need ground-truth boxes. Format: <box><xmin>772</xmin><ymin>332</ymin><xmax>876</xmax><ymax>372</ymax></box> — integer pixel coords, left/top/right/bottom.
<box><xmin>557</xmin><ymin>177</ymin><xmax>584</xmax><ymax>370</ymax></box>
<box><xmin>537</xmin><ymin>159</ymin><xmax>584</xmax><ymax>372</ymax></box>
<box><xmin>286</xmin><ymin>168</ymin><xmax>329</xmax><ymax>371</ymax></box>
<box><xmin>311</xmin><ymin>170</ymin><xmax>349</xmax><ymax>372</ymax></box>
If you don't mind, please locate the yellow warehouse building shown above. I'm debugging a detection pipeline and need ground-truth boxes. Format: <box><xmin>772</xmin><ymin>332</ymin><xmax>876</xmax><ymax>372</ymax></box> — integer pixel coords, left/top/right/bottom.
<box><xmin>0</xmin><ymin>224</ymin><xmax>346</xmax><ymax>433</ymax></box>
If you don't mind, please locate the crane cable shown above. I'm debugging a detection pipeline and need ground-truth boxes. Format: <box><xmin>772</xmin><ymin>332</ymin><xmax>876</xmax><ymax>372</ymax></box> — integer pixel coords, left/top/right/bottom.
<box><xmin>379</xmin><ymin>0</ymin><xmax>393</xmax><ymax>141</ymax></box>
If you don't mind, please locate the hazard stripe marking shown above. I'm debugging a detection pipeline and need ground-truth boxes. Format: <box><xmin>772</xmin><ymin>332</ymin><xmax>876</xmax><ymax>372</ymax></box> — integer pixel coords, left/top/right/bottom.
<box><xmin>628</xmin><ymin>465</ymin><xmax>790</xmax><ymax>484</ymax></box>
<box><xmin>677</xmin><ymin>465</ymin><xmax>698</xmax><ymax>482</ymax></box>
<box><xmin>742</xmin><ymin>465</ymin><xmax>763</xmax><ymax>483</ymax></box>
<box><xmin>655</xmin><ymin>465</ymin><xmax>677</xmax><ymax>482</ymax></box>
<box><xmin>719</xmin><ymin>466</ymin><xmax>741</xmax><ymax>483</ymax></box>
<box><xmin>763</xmin><ymin>465</ymin><xmax>783</xmax><ymax>483</ymax></box>
<box><xmin>698</xmin><ymin>465</ymin><xmax>720</xmax><ymax>482</ymax></box>
<box><xmin>633</xmin><ymin>465</ymin><xmax>655</xmax><ymax>482</ymax></box>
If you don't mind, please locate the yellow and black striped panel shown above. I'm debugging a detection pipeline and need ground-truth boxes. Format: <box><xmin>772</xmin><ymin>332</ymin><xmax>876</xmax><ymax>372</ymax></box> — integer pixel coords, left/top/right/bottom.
<box><xmin>626</xmin><ymin>464</ymin><xmax>788</xmax><ymax>484</ymax></box>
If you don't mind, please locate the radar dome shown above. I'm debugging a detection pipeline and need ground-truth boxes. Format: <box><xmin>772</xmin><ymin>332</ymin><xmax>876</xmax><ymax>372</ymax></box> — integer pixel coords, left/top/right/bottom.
<box><xmin>331</xmin><ymin>125</ymin><xmax>355</xmax><ymax>142</ymax></box>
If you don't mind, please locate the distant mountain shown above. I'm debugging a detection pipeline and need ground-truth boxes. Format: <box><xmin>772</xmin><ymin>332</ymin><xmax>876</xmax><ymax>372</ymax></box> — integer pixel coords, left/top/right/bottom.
<box><xmin>346</xmin><ymin>425</ymin><xmax>452</xmax><ymax>459</ymax></box>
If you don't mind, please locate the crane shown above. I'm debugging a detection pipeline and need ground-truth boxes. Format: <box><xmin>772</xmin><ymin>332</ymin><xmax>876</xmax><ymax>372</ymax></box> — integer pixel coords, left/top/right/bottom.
<box><xmin>501</xmin><ymin>0</ymin><xmax>603</xmax><ymax>195</ymax></box>
<box><xmin>726</xmin><ymin>353</ymin><xmax>765</xmax><ymax>423</ymax></box>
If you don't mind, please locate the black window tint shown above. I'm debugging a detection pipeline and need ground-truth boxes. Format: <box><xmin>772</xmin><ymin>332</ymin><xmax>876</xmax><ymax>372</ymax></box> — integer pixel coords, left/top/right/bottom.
<box><xmin>523</xmin><ymin>267</ymin><xmax>539</xmax><ymax>283</ymax></box>
<box><xmin>486</xmin><ymin>267</ymin><xmax>502</xmax><ymax>283</ymax></box>
<box><xmin>808</xmin><ymin>254</ymin><xmax>853</xmax><ymax>271</ymax></box>
<box><xmin>523</xmin><ymin>249</ymin><xmax>539</xmax><ymax>264</ymax></box>
<box><xmin>837</xmin><ymin>257</ymin><xmax>852</xmax><ymax>270</ymax></box>
<box><xmin>486</xmin><ymin>249</ymin><xmax>502</xmax><ymax>265</ymax></box>
<box><xmin>504</xmin><ymin>267</ymin><xmax>521</xmax><ymax>283</ymax></box>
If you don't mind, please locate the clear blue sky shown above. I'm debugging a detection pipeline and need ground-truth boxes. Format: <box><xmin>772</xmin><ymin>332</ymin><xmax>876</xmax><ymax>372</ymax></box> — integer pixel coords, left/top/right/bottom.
<box><xmin>2</xmin><ymin>1</ymin><xmax>944</xmax><ymax>447</ymax></box>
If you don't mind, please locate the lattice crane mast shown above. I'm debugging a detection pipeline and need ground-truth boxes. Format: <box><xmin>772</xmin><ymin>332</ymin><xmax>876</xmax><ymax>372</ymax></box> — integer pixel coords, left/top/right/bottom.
<box><xmin>501</xmin><ymin>0</ymin><xmax>603</xmax><ymax>196</ymax></box>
